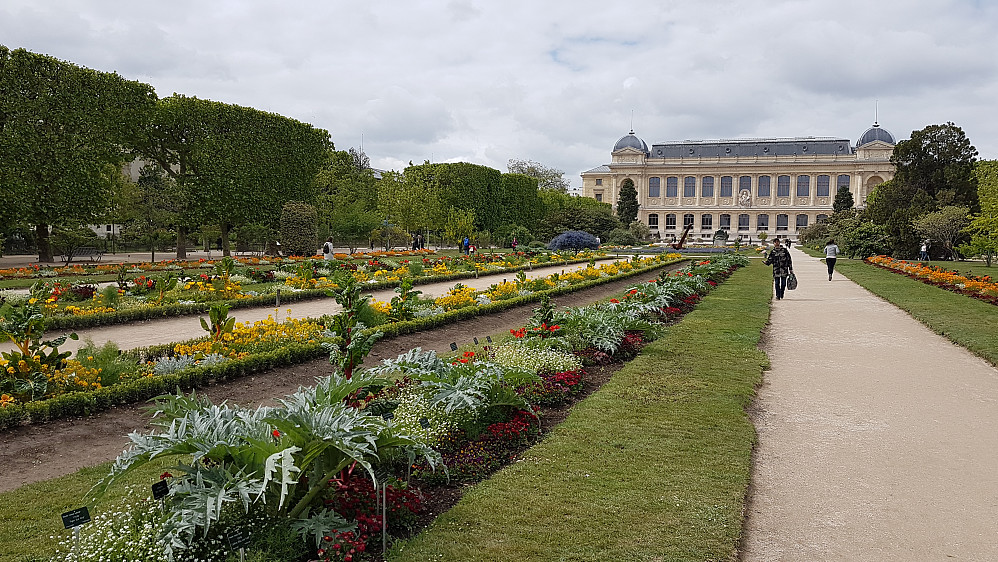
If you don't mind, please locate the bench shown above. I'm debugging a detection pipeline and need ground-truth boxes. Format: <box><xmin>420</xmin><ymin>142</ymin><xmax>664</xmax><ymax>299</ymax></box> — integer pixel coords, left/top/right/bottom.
<box><xmin>61</xmin><ymin>246</ymin><xmax>104</xmax><ymax>263</ymax></box>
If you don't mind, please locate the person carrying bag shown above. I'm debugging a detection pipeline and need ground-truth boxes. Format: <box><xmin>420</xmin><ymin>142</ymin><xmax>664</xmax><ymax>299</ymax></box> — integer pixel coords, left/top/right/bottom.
<box><xmin>763</xmin><ymin>239</ymin><xmax>794</xmax><ymax>300</ymax></box>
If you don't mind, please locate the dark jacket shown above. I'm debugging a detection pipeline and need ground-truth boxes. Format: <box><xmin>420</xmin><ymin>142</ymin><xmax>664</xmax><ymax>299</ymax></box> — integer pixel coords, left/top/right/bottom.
<box><xmin>764</xmin><ymin>247</ymin><xmax>793</xmax><ymax>278</ymax></box>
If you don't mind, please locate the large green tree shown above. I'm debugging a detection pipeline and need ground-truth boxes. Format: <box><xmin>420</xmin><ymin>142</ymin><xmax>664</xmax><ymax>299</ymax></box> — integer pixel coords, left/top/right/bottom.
<box><xmin>833</xmin><ymin>185</ymin><xmax>855</xmax><ymax>213</ymax></box>
<box><xmin>913</xmin><ymin>206</ymin><xmax>970</xmax><ymax>260</ymax></box>
<box><xmin>315</xmin><ymin>148</ymin><xmax>381</xmax><ymax>251</ymax></box>
<box><xmin>507</xmin><ymin>159</ymin><xmax>570</xmax><ymax>192</ymax></box>
<box><xmin>131</xmin><ymin>94</ymin><xmax>332</xmax><ymax>257</ymax></box>
<box><xmin>534</xmin><ymin>190</ymin><xmax>621</xmax><ymax>241</ymax></box>
<box><xmin>0</xmin><ymin>46</ymin><xmax>156</xmax><ymax>262</ymax></box>
<box><xmin>891</xmin><ymin>122</ymin><xmax>979</xmax><ymax>210</ymax></box>
<box><xmin>616</xmin><ymin>178</ymin><xmax>639</xmax><ymax>225</ymax></box>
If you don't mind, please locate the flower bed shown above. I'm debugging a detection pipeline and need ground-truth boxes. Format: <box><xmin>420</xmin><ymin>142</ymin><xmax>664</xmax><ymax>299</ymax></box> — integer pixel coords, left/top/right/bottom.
<box><xmin>866</xmin><ymin>255</ymin><xmax>998</xmax><ymax>305</ymax></box>
<box><xmin>0</xmin><ymin>254</ymin><xmax>686</xmax><ymax>428</ymax></box>
<box><xmin>45</xmin><ymin>254</ymin><xmax>748</xmax><ymax>562</ymax></box>
<box><xmin>1</xmin><ymin>251</ymin><xmax>614</xmax><ymax>331</ymax></box>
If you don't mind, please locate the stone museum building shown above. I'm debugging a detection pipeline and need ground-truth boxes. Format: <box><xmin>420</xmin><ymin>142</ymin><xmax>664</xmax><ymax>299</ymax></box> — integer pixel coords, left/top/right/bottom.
<box><xmin>581</xmin><ymin>123</ymin><xmax>898</xmax><ymax>242</ymax></box>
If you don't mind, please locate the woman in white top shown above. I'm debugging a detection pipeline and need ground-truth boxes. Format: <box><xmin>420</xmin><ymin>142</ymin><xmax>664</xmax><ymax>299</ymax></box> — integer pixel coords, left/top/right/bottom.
<box><xmin>824</xmin><ymin>238</ymin><xmax>840</xmax><ymax>281</ymax></box>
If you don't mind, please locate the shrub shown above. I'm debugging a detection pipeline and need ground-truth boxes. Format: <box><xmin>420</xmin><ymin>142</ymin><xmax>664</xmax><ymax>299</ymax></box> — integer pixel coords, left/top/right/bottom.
<box><xmin>548</xmin><ymin>230</ymin><xmax>600</xmax><ymax>251</ymax></box>
<box><xmin>606</xmin><ymin>228</ymin><xmax>639</xmax><ymax>246</ymax></box>
<box><xmin>280</xmin><ymin>201</ymin><xmax>319</xmax><ymax>257</ymax></box>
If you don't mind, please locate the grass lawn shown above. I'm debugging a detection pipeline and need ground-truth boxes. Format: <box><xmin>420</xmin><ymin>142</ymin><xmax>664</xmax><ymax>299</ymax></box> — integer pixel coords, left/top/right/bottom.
<box><xmin>834</xmin><ymin>258</ymin><xmax>998</xmax><ymax>367</ymax></box>
<box><xmin>390</xmin><ymin>261</ymin><xmax>772</xmax><ymax>561</ymax></box>
<box><xmin>0</xmin><ymin>458</ymin><xmax>175</xmax><ymax>562</ymax></box>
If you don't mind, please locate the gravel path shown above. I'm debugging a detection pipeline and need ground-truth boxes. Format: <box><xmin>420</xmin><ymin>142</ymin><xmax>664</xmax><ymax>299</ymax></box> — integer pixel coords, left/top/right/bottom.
<box><xmin>741</xmin><ymin>249</ymin><xmax>998</xmax><ymax>561</ymax></box>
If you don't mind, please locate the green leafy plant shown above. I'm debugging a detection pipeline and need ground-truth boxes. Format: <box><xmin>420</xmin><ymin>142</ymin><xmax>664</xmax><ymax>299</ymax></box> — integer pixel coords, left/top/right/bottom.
<box><xmin>0</xmin><ymin>302</ymin><xmax>78</xmax><ymax>401</ymax></box>
<box><xmin>322</xmin><ymin>273</ymin><xmax>383</xmax><ymax>379</ymax></box>
<box><xmin>389</xmin><ymin>278</ymin><xmax>422</xmax><ymax>323</ymax></box>
<box><xmin>199</xmin><ymin>303</ymin><xmax>235</xmax><ymax>343</ymax></box>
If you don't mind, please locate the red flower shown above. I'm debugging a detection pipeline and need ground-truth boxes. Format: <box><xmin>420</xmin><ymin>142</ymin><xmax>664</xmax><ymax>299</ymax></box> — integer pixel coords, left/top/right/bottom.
<box><xmin>272</xmin><ymin>430</ymin><xmax>281</xmax><ymax>438</ymax></box>
<box><xmin>160</xmin><ymin>472</ymin><xmax>173</xmax><ymax>480</ymax></box>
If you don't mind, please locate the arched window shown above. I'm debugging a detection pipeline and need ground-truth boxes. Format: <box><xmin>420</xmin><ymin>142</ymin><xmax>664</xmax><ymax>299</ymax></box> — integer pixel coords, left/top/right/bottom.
<box><xmin>776</xmin><ymin>214</ymin><xmax>789</xmax><ymax>231</ymax></box>
<box><xmin>816</xmin><ymin>214</ymin><xmax>829</xmax><ymax>223</ymax></box>
<box><xmin>665</xmin><ymin>214</ymin><xmax>677</xmax><ymax>230</ymax></box>
<box><xmin>777</xmin><ymin>175</ymin><xmax>791</xmax><ymax>197</ymax></box>
<box><xmin>701</xmin><ymin>176</ymin><xmax>714</xmax><ymax>198</ymax></box>
<box><xmin>758</xmin><ymin>176</ymin><xmax>771</xmax><ymax>197</ymax></box>
<box><xmin>796</xmin><ymin>175</ymin><xmax>810</xmax><ymax>197</ymax></box>
<box><xmin>683</xmin><ymin>213</ymin><xmax>695</xmax><ymax>228</ymax></box>
<box><xmin>719</xmin><ymin>214</ymin><xmax>731</xmax><ymax>230</ymax></box>
<box><xmin>683</xmin><ymin>177</ymin><xmax>696</xmax><ymax>197</ymax></box>
<box><xmin>837</xmin><ymin>174</ymin><xmax>850</xmax><ymax>189</ymax></box>
<box><xmin>816</xmin><ymin>175</ymin><xmax>830</xmax><ymax>197</ymax></box>
<box><xmin>757</xmin><ymin>214</ymin><xmax>769</xmax><ymax>230</ymax></box>
<box><xmin>739</xmin><ymin>176</ymin><xmax>752</xmax><ymax>193</ymax></box>
<box><xmin>738</xmin><ymin>214</ymin><xmax>750</xmax><ymax>231</ymax></box>
<box><xmin>720</xmin><ymin>176</ymin><xmax>733</xmax><ymax>197</ymax></box>
<box><xmin>666</xmin><ymin>177</ymin><xmax>678</xmax><ymax>197</ymax></box>
<box><xmin>648</xmin><ymin>213</ymin><xmax>659</xmax><ymax>228</ymax></box>
<box><xmin>796</xmin><ymin>214</ymin><xmax>809</xmax><ymax>230</ymax></box>
<box><xmin>701</xmin><ymin>214</ymin><xmax>713</xmax><ymax>230</ymax></box>
<box><xmin>648</xmin><ymin>177</ymin><xmax>661</xmax><ymax>198</ymax></box>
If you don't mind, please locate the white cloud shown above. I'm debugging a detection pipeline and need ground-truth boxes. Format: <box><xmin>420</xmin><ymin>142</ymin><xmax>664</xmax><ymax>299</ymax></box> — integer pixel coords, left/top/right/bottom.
<box><xmin>3</xmin><ymin>0</ymin><xmax>997</xmax><ymax>184</ymax></box>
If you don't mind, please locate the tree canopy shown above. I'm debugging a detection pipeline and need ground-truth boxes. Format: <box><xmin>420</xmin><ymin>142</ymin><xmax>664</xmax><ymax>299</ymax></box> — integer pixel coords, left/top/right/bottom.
<box><xmin>616</xmin><ymin>178</ymin><xmax>639</xmax><ymax>225</ymax></box>
<box><xmin>0</xmin><ymin>46</ymin><xmax>156</xmax><ymax>261</ymax></box>
<box><xmin>891</xmin><ymin>122</ymin><xmax>979</xmax><ymax>211</ymax></box>
<box><xmin>507</xmin><ymin>159</ymin><xmax>570</xmax><ymax>192</ymax></box>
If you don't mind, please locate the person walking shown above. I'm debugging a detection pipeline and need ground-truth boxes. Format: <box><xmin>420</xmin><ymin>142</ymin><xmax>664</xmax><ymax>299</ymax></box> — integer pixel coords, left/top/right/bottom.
<box><xmin>824</xmin><ymin>238</ymin><xmax>840</xmax><ymax>281</ymax></box>
<box><xmin>919</xmin><ymin>240</ymin><xmax>930</xmax><ymax>261</ymax></box>
<box><xmin>763</xmin><ymin>238</ymin><xmax>793</xmax><ymax>300</ymax></box>
<box><xmin>322</xmin><ymin>237</ymin><xmax>334</xmax><ymax>261</ymax></box>
<box><xmin>463</xmin><ymin>236</ymin><xmax>470</xmax><ymax>255</ymax></box>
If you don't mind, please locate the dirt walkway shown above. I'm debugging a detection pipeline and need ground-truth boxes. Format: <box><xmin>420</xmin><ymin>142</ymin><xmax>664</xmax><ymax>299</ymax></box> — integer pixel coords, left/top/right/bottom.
<box><xmin>0</xmin><ymin>267</ymin><xmax>674</xmax><ymax>493</ymax></box>
<box><xmin>0</xmin><ymin>260</ymin><xmax>611</xmax><ymax>356</ymax></box>
<box><xmin>741</xmin><ymin>249</ymin><xmax>998</xmax><ymax>561</ymax></box>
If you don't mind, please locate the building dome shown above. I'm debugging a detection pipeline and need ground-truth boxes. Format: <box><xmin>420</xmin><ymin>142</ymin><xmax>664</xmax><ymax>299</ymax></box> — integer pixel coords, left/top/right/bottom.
<box><xmin>857</xmin><ymin>123</ymin><xmax>896</xmax><ymax>146</ymax></box>
<box><xmin>613</xmin><ymin>130</ymin><xmax>649</xmax><ymax>154</ymax></box>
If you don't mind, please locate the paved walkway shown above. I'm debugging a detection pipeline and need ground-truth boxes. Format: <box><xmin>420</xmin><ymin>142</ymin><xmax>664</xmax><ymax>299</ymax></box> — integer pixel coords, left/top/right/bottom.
<box><xmin>742</xmin><ymin>248</ymin><xmax>998</xmax><ymax>561</ymax></box>
<box><xmin>0</xmin><ymin>260</ymin><xmax>611</xmax><ymax>355</ymax></box>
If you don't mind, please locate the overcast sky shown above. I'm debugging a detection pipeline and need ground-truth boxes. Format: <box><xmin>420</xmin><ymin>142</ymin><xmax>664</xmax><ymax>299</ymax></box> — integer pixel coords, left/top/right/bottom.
<box><xmin>3</xmin><ymin>0</ymin><xmax>997</xmax><ymax>188</ymax></box>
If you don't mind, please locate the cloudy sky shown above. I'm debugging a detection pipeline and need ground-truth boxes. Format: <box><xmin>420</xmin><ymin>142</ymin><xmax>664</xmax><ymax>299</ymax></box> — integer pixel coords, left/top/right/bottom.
<box><xmin>3</xmin><ymin>0</ymin><xmax>997</xmax><ymax>188</ymax></box>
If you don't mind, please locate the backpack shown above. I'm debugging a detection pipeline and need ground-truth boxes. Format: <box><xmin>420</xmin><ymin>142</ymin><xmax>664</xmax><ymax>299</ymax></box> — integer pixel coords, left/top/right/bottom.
<box><xmin>322</xmin><ymin>243</ymin><xmax>330</xmax><ymax>254</ymax></box>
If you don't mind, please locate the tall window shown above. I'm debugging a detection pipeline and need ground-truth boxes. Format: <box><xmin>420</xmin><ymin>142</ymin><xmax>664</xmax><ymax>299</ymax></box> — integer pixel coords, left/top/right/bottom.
<box><xmin>758</xmin><ymin>176</ymin><xmax>771</xmax><ymax>197</ymax></box>
<box><xmin>796</xmin><ymin>214</ymin><xmax>809</xmax><ymax>230</ymax></box>
<box><xmin>648</xmin><ymin>177</ymin><xmax>661</xmax><ymax>198</ymax></box>
<box><xmin>739</xmin><ymin>176</ymin><xmax>752</xmax><ymax>193</ymax></box>
<box><xmin>701</xmin><ymin>176</ymin><xmax>714</xmax><ymax>198</ymax></box>
<box><xmin>837</xmin><ymin>174</ymin><xmax>850</xmax><ymax>190</ymax></box>
<box><xmin>776</xmin><ymin>214</ymin><xmax>789</xmax><ymax>231</ymax></box>
<box><xmin>757</xmin><ymin>214</ymin><xmax>769</xmax><ymax>230</ymax></box>
<box><xmin>683</xmin><ymin>213</ymin><xmax>695</xmax><ymax>228</ymax></box>
<box><xmin>720</xmin><ymin>176</ymin><xmax>733</xmax><ymax>197</ymax></box>
<box><xmin>683</xmin><ymin>177</ymin><xmax>696</xmax><ymax>197</ymax></box>
<box><xmin>796</xmin><ymin>175</ymin><xmax>810</xmax><ymax>197</ymax></box>
<box><xmin>648</xmin><ymin>213</ymin><xmax>659</xmax><ymax>228</ymax></box>
<box><xmin>719</xmin><ymin>214</ymin><xmax>731</xmax><ymax>230</ymax></box>
<box><xmin>701</xmin><ymin>214</ymin><xmax>713</xmax><ymax>230</ymax></box>
<box><xmin>666</xmin><ymin>177</ymin><xmax>678</xmax><ymax>197</ymax></box>
<box><xmin>816</xmin><ymin>175</ymin><xmax>830</xmax><ymax>197</ymax></box>
<box><xmin>777</xmin><ymin>175</ymin><xmax>791</xmax><ymax>197</ymax></box>
<box><xmin>738</xmin><ymin>214</ymin><xmax>750</xmax><ymax>231</ymax></box>
<box><xmin>665</xmin><ymin>213</ymin><xmax>677</xmax><ymax>230</ymax></box>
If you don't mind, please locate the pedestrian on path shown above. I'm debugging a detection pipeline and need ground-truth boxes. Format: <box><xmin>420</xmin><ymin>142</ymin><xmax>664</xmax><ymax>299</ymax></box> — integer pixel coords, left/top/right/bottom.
<box><xmin>763</xmin><ymin>239</ymin><xmax>793</xmax><ymax>300</ymax></box>
<box><xmin>919</xmin><ymin>240</ymin><xmax>930</xmax><ymax>261</ymax></box>
<box><xmin>322</xmin><ymin>237</ymin><xmax>334</xmax><ymax>261</ymax></box>
<box><xmin>824</xmin><ymin>238</ymin><xmax>840</xmax><ymax>281</ymax></box>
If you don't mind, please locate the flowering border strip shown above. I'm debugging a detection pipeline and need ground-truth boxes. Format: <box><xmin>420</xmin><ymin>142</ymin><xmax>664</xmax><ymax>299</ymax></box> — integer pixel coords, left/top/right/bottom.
<box><xmin>865</xmin><ymin>256</ymin><xmax>998</xmax><ymax>306</ymax></box>
<box><xmin>34</xmin><ymin>256</ymin><xmax>611</xmax><ymax>332</ymax></box>
<box><xmin>0</xmin><ymin>257</ymin><xmax>687</xmax><ymax>430</ymax></box>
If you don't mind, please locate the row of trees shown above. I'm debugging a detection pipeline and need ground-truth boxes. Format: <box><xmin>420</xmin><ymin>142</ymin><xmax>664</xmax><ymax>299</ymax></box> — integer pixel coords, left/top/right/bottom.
<box><xmin>1</xmin><ymin>46</ymin><xmax>332</xmax><ymax>262</ymax></box>
<box><xmin>801</xmin><ymin>122</ymin><xmax>997</xmax><ymax>263</ymax></box>
<box><xmin>2</xmin><ymin>46</ymin><xmax>625</xmax><ymax>261</ymax></box>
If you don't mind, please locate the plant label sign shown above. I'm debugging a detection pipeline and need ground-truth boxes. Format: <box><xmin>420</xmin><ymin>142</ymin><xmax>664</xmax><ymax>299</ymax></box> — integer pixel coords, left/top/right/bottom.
<box><xmin>418</xmin><ymin>417</ymin><xmax>430</xmax><ymax>428</ymax></box>
<box><xmin>382</xmin><ymin>411</ymin><xmax>395</xmax><ymax>421</ymax></box>
<box><xmin>61</xmin><ymin>507</ymin><xmax>91</xmax><ymax>529</ymax></box>
<box><xmin>228</xmin><ymin>528</ymin><xmax>251</xmax><ymax>550</ymax></box>
<box><xmin>486</xmin><ymin>336</ymin><xmax>493</xmax><ymax>343</ymax></box>
<box><xmin>450</xmin><ymin>342</ymin><xmax>458</xmax><ymax>351</ymax></box>
<box><xmin>474</xmin><ymin>337</ymin><xmax>479</xmax><ymax>345</ymax></box>
<box><xmin>152</xmin><ymin>479</ymin><xmax>170</xmax><ymax>500</ymax></box>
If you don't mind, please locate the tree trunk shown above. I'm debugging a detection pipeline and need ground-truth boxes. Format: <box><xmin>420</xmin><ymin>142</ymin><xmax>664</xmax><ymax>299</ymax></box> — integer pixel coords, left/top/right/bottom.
<box><xmin>36</xmin><ymin>223</ymin><xmax>54</xmax><ymax>263</ymax></box>
<box><xmin>176</xmin><ymin>226</ymin><xmax>188</xmax><ymax>259</ymax></box>
<box><xmin>220</xmin><ymin>223</ymin><xmax>232</xmax><ymax>257</ymax></box>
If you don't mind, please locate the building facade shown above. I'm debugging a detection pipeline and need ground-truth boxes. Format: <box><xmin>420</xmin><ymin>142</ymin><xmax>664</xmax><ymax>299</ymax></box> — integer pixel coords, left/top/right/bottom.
<box><xmin>581</xmin><ymin>123</ymin><xmax>897</xmax><ymax>242</ymax></box>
